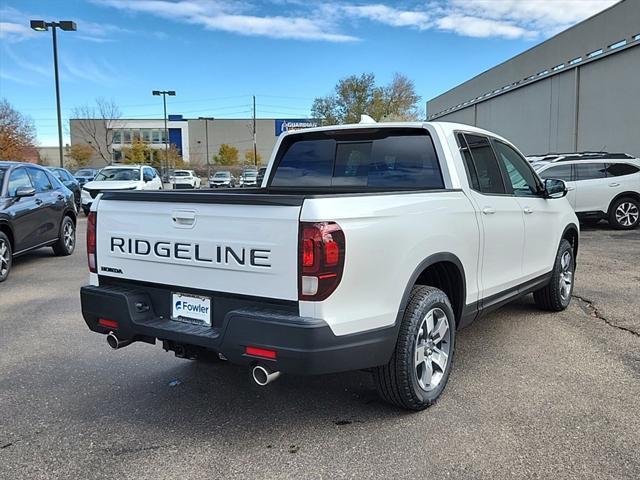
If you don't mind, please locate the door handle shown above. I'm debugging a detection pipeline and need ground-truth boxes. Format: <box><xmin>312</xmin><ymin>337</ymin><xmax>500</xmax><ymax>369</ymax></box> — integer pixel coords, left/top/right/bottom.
<box><xmin>609</xmin><ymin>183</ymin><xmax>620</xmax><ymax>187</ymax></box>
<box><xmin>523</xmin><ymin>207</ymin><xmax>533</xmax><ymax>215</ymax></box>
<box><xmin>57</xmin><ymin>194</ymin><xmax>64</xmax><ymax>200</ymax></box>
<box><xmin>481</xmin><ymin>207</ymin><xmax>496</xmax><ymax>215</ymax></box>
<box><xmin>35</xmin><ymin>198</ymin><xmax>43</xmax><ymax>206</ymax></box>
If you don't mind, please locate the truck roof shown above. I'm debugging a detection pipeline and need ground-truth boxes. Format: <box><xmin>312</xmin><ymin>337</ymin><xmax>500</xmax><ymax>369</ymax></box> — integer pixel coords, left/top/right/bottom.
<box><xmin>281</xmin><ymin>121</ymin><xmax>511</xmax><ymax>144</ymax></box>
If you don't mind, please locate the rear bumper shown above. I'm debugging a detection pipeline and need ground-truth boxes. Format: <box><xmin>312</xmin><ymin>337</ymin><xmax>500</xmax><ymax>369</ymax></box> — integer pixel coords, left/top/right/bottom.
<box><xmin>80</xmin><ymin>284</ymin><xmax>396</xmax><ymax>375</ymax></box>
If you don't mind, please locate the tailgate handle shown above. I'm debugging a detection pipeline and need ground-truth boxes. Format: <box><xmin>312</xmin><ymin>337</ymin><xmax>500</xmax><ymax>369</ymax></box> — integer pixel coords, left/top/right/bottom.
<box><xmin>172</xmin><ymin>210</ymin><xmax>196</xmax><ymax>227</ymax></box>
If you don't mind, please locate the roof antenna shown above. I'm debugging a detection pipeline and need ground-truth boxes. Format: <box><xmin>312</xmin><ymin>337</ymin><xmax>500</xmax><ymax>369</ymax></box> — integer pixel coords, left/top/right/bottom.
<box><xmin>359</xmin><ymin>114</ymin><xmax>376</xmax><ymax>124</ymax></box>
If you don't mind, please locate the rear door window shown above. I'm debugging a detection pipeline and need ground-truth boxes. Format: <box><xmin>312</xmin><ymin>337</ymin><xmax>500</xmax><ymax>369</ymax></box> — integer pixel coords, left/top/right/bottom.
<box><xmin>538</xmin><ymin>164</ymin><xmax>573</xmax><ymax>181</ymax></box>
<box><xmin>27</xmin><ymin>168</ymin><xmax>53</xmax><ymax>192</ymax></box>
<box><xmin>270</xmin><ymin>129</ymin><xmax>444</xmax><ymax>190</ymax></box>
<box><xmin>463</xmin><ymin>134</ymin><xmax>506</xmax><ymax>194</ymax></box>
<box><xmin>575</xmin><ymin>163</ymin><xmax>607</xmax><ymax>181</ymax></box>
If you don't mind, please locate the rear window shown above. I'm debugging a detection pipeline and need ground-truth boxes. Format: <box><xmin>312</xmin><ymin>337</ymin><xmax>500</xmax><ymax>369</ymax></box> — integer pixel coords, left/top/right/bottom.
<box><xmin>270</xmin><ymin>129</ymin><xmax>444</xmax><ymax>190</ymax></box>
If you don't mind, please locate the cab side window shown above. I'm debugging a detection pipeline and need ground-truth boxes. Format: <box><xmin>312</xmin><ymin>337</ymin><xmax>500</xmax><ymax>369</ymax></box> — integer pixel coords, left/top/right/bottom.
<box><xmin>492</xmin><ymin>140</ymin><xmax>542</xmax><ymax>196</ymax></box>
<box><xmin>461</xmin><ymin>134</ymin><xmax>506</xmax><ymax>194</ymax></box>
<box><xmin>27</xmin><ymin>168</ymin><xmax>53</xmax><ymax>192</ymax></box>
<box><xmin>7</xmin><ymin>168</ymin><xmax>33</xmax><ymax>197</ymax></box>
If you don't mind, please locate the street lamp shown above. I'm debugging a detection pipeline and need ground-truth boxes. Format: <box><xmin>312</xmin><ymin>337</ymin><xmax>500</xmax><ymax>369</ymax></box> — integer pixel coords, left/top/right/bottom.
<box><xmin>152</xmin><ymin>90</ymin><xmax>175</xmax><ymax>177</ymax></box>
<box><xmin>30</xmin><ymin>20</ymin><xmax>77</xmax><ymax>167</ymax></box>
<box><xmin>198</xmin><ymin>117</ymin><xmax>214</xmax><ymax>180</ymax></box>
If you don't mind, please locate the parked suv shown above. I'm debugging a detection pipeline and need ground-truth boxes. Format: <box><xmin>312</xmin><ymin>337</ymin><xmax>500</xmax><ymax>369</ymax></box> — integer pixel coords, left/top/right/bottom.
<box><xmin>80</xmin><ymin>122</ymin><xmax>578</xmax><ymax>410</ymax></box>
<box><xmin>81</xmin><ymin>165</ymin><xmax>162</xmax><ymax>215</ymax></box>
<box><xmin>531</xmin><ymin>152</ymin><xmax>640</xmax><ymax>229</ymax></box>
<box><xmin>0</xmin><ymin>162</ymin><xmax>77</xmax><ymax>282</ymax></box>
<box><xmin>48</xmin><ymin>167</ymin><xmax>81</xmax><ymax>212</ymax></box>
<box><xmin>209</xmin><ymin>171</ymin><xmax>235</xmax><ymax>188</ymax></box>
<box><xmin>74</xmin><ymin>168</ymin><xmax>98</xmax><ymax>186</ymax></box>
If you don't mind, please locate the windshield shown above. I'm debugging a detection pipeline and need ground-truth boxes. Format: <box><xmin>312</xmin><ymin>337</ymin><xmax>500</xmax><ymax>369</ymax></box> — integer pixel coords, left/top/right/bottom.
<box><xmin>75</xmin><ymin>169</ymin><xmax>94</xmax><ymax>176</ymax></box>
<box><xmin>174</xmin><ymin>171</ymin><xmax>190</xmax><ymax>177</ymax></box>
<box><xmin>94</xmin><ymin>168</ymin><xmax>140</xmax><ymax>182</ymax></box>
<box><xmin>214</xmin><ymin>172</ymin><xmax>230</xmax><ymax>178</ymax></box>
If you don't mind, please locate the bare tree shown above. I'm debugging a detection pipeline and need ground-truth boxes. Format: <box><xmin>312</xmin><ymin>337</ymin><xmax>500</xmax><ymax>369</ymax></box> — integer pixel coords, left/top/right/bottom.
<box><xmin>0</xmin><ymin>98</ymin><xmax>38</xmax><ymax>162</ymax></box>
<box><xmin>71</xmin><ymin>98</ymin><xmax>121</xmax><ymax>165</ymax></box>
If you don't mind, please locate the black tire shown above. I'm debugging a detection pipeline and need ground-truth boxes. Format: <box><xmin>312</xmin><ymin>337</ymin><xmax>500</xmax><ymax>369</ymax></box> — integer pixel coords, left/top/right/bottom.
<box><xmin>533</xmin><ymin>239</ymin><xmax>574</xmax><ymax>311</ymax></box>
<box><xmin>608</xmin><ymin>196</ymin><xmax>639</xmax><ymax>230</ymax></box>
<box><xmin>52</xmin><ymin>216</ymin><xmax>76</xmax><ymax>256</ymax></box>
<box><xmin>373</xmin><ymin>286</ymin><xmax>456</xmax><ymax>410</ymax></box>
<box><xmin>0</xmin><ymin>231</ymin><xmax>12</xmax><ymax>283</ymax></box>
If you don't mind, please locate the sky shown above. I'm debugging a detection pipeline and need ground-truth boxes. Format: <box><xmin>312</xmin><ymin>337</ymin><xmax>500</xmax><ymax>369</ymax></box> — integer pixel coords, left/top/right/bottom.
<box><xmin>0</xmin><ymin>0</ymin><xmax>619</xmax><ymax>145</ymax></box>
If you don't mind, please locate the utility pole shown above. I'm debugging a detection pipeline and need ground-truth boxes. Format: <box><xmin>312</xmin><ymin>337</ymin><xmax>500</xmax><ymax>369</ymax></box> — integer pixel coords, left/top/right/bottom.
<box><xmin>252</xmin><ymin>95</ymin><xmax>258</xmax><ymax>167</ymax></box>
<box><xmin>152</xmin><ymin>90</ymin><xmax>175</xmax><ymax>180</ymax></box>
<box><xmin>199</xmin><ymin>117</ymin><xmax>214</xmax><ymax>180</ymax></box>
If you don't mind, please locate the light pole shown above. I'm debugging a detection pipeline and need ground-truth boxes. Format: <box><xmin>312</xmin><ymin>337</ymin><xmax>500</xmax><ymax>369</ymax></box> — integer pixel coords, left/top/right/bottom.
<box><xmin>30</xmin><ymin>20</ymin><xmax>76</xmax><ymax>168</ymax></box>
<box><xmin>152</xmin><ymin>90</ymin><xmax>175</xmax><ymax>177</ymax></box>
<box><xmin>198</xmin><ymin>117</ymin><xmax>214</xmax><ymax>180</ymax></box>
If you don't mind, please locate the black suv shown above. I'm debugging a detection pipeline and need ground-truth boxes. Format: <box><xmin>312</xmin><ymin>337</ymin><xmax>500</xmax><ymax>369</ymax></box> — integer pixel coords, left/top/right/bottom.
<box><xmin>0</xmin><ymin>162</ymin><xmax>77</xmax><ymax>282</ymax></box>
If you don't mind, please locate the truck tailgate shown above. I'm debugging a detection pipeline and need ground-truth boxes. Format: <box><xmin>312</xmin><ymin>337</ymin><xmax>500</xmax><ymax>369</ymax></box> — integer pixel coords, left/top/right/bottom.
<box><xmin>95</xmin><ymin>192</ymin><xmax>303</xmax><ymax>301</ymax></box>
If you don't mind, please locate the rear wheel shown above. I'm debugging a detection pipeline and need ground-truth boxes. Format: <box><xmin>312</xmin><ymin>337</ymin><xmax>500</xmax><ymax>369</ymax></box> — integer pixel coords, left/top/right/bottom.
<box><xmin>533</xmin><ymin>239</ymin><xmax>574</xmax><ymax>311</ymax></box>
<box><xmin>52</xmin><ymin>216</ymin><xmax>76</xmax><ymax>256</ymax></box>
<box><xmin>0</xmin><ymin>232</ymin><xmax>12</xmax><ymax>283</ymax></box>
<box><xmin>609</xmin><ymin>197</ymin><xmax>639</xmax><ymax>230</ymax></box>
<box><xmin>373</xmin><ymin>286</ymin><xmax>456</xmax><ymax>410</ymax></box>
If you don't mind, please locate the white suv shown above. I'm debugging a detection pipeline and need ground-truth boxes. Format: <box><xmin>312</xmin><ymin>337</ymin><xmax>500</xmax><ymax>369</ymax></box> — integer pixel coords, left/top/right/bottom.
<box><xmin>532</xmin><ymin>153</ymin><xmax>640</xmax><ymax>229</ymax></box>
<box><xmin>81</xmin><ymin>165</ymin><xmax>162</xmax><ymax>215</ymax></box>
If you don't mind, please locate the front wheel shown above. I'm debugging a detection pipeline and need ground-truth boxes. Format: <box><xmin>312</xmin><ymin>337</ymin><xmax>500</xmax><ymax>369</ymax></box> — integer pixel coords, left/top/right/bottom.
<box><xmin>373</xmin><ymin>286</ymin><xmax>456</xmax><ymax>410</ymax></box>
<box><xmin>52</xmin><ymin>216</ymin><xmax>76</xmax><ymax>256</ymax></box>
<box><xmin>609</xmin><ymin>197</ymin><xmax>639</xmax><ymax>230</ymax></box>
<box><xmin>533</xmin><ymin>239</ymin><xmax>574</xmax><ymax>311</ymax></box>
<box><xmin>0</xmin><ymin>232</ymin><xmax>12</xmax><ymax>283</ymax></box>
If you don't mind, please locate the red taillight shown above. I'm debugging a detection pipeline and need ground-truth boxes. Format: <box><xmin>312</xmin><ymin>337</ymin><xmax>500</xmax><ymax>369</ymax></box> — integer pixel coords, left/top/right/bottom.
<box><xmin>245</xmin><ymin>346</ymin><xmax>277</xmax><ymax>359</ymax></box>
<box><xmin>98</xmin><ymin>318</ymin><xmax>119</xmax><ymax>329</ymax></box>
<box><xmin>298</xmin><ymin>222</ymin><xmax>345</xmax><ymax>301</ymax></box>
<box><xmin>87</xmin><ymin>211</ymin><xmax>97</xmax><ymax>273</ymax></box>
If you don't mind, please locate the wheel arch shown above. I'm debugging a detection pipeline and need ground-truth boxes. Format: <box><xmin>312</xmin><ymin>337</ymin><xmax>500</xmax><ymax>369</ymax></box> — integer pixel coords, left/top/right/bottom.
<box><xmin>0</xmin><ymin>220</ymin><xmax>15</xmax><ymax>249</ymax></box>
<box><xmin>397</xmin><ymin>253</ymin><xmax>467</xmax><ymax>329</ymax></box>
<box><xmin>561</xmin><ymin>223</ymin><xmax>579</xmax><ymax>263</ymax></box>
<box><xmin>607</xmin><ymin>191</ymin><xmax>640</xmax><ymax>215</ymax></box>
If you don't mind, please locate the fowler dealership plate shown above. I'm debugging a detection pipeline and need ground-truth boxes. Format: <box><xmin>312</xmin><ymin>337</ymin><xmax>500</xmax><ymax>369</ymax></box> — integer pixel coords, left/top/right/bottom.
<box><xmin>171</xmin><ymin>293</ymin><xmax>212</xmax><ymax>326</ymax></box>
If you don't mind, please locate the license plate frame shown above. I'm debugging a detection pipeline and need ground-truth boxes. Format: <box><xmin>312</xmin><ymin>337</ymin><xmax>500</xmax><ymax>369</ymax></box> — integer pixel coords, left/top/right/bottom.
<box><xmin>171</xmin><ymin>292</ymin><xmax>212</xmax><ymax>326</ymax></box>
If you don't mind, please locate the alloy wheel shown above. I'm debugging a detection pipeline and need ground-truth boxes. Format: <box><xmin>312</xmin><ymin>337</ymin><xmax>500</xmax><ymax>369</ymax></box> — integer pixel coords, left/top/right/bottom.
<box><xmin>0</xmin><ymin>239</ymin><xmax>9</xmax><ymax>278</ymax></box>
<box><xmin>615</xmin><ymin>202</ymin><xmax>639</xmax><ymax>227</ymax></box>
<box><xmin>559</xmin><ymin>250</ymin><xmax>573</xmax><ymax>301</ymax></box>
<box><xmin>63</xmin><ymin>222</ymin><xmax>75</xmax><ymax>251</ymax></box>
<box><xmin>414</xmin><ymin>307</ymin><xmax>451</xmax><ymax>391</ymax></box>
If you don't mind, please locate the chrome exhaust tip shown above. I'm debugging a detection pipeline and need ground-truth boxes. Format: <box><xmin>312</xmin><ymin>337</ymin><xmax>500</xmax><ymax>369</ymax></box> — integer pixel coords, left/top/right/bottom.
<box><xmin>252</xmin><ymin>365</ymin><xmax>281</xmax><ymax>386</ymax></box>
<box><xmin>107</xmin><ymin>331</ymin><xmax>133</xmax><ymax>350</ymax></box>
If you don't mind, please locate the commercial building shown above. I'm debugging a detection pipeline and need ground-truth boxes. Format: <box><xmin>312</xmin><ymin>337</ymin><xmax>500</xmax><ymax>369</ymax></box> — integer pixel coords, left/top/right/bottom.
<box><xmin>69</xmin><ymin>117</ymin><xmax>318</xmax><ymax>168</ymax></box>
<box><xmin>426</xmin><ymin>0</ymin><xmax>640</xmax><ymax>157</ymax></box>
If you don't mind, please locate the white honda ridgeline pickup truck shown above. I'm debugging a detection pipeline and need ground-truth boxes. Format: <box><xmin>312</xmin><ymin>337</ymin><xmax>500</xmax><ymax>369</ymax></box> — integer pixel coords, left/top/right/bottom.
<box><xmin>81</xmin><ymin>122</ymin><xmax>579</xmax><ymax>410</ymax></box>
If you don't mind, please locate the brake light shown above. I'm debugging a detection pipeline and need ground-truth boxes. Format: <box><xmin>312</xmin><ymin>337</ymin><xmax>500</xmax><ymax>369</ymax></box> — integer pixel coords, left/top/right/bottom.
<box><xmin>299</xmin><ymin>222</ymin><xmax>345</xmax><ymax>301</ymax></box>
<box><xmin>245</xmin><ymin>346</ymin><xmax>277</xmax><ymax>359</ymax></box>
<box><xmin>87</xmin><ymin>211</ymin><xmax>97</xmax><ymax>273</ymax></box>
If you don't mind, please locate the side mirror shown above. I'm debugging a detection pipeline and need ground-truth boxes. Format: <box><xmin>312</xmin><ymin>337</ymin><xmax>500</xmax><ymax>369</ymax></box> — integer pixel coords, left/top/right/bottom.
<box><xmin>544</xmin><ymin>178</ymin><xmax>568</xmax><ymax>199</ymax></box>
<box><xmin>15</xmin><ymin>186</ymin><xmax>36</xmax><ymax>198</ymax></box>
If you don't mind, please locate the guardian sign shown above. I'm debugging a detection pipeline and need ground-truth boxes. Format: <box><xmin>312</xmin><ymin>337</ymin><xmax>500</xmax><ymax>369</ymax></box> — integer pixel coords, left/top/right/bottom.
<box><xmin>275</xmin><ymin>119</ymin><xmax>318</xmax><ymax>136</ymax></box>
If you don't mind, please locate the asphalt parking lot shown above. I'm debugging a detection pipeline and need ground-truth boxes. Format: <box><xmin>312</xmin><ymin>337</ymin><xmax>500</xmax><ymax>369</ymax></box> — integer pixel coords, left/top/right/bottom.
<box><xmin>1</xmin><ymin>219</ymin><xmax>639</xmax><ymax>480</ymax></box>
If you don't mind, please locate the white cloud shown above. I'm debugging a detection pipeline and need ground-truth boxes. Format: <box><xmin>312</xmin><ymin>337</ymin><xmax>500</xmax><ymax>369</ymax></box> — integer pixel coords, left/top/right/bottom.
<box><xmin>0</xmin><ymin>22</ymin><xmax>37</xmax><ymax>42</ymax></box>
<box><xmin>343</xmin><ymin>4</ymin><xmax>432</xmax><ymax>29</ymax></box>
<box><xmin>436</xmin><ymin>14</ymin><xmax>534</xmax><ymax>39</ymax></box>
<box><xmin>98</xmin><ymin>0</ymin><xmax>358</xmax><ymax>42</ymax></box>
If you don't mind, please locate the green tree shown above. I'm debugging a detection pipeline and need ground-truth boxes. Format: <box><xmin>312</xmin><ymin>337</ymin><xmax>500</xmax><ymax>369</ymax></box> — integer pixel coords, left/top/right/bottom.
<box><xmin>121</xmin><ymin>138</ymin><xmax>153</xmax><ymax>165</ymax></box>
<box><xmin>311</xmin><ymin>73</ymin><xmax>421</xmax><ymax>125</ymax></box>
<box><xmin>244</xmin><ymin>149</ymin><xmax>263</xmax><ymax>166</ymax></box>
<box><xmin>66</xmin><ymin>143</ymin><xmax>94</xmax><ymax>170</ymax></box>
<box><xmin>213</xmin><ymin>144</ymin><xmax>239</xmax><ymax>166</ymax></box>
